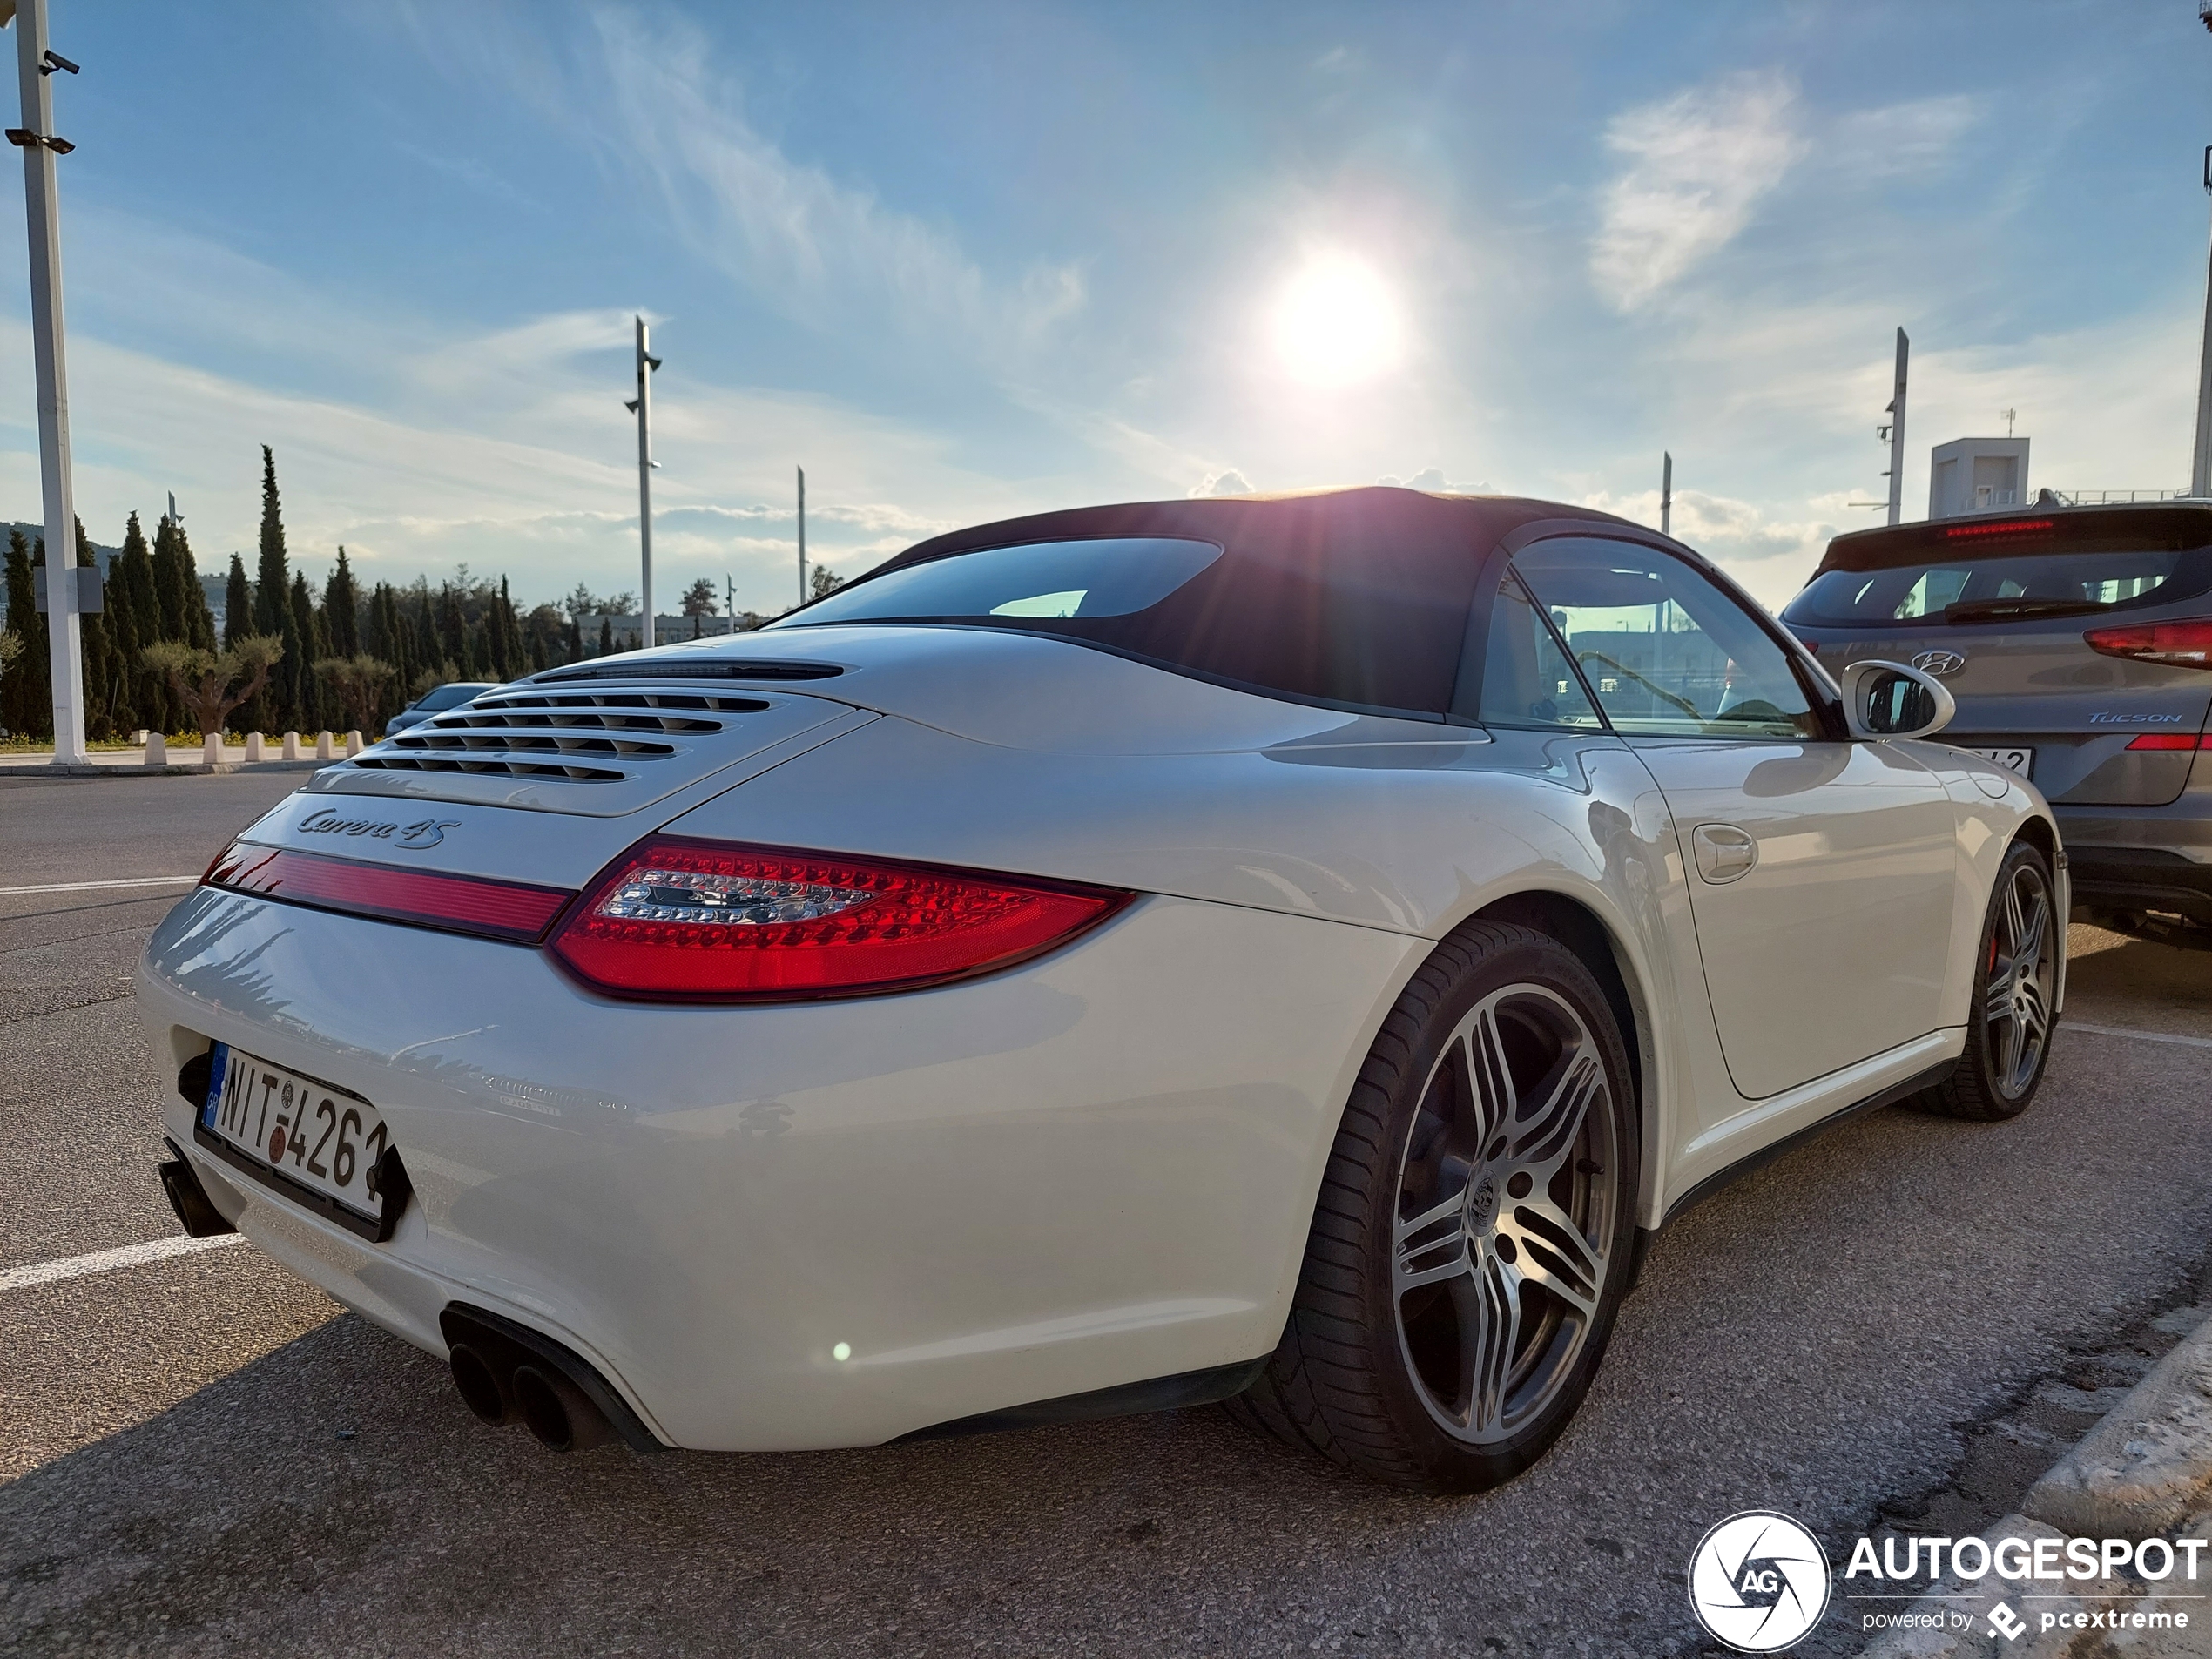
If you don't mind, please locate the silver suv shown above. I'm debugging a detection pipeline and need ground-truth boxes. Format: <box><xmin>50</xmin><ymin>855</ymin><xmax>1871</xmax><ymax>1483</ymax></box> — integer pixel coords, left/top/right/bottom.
<box><xmin>1781</xmin><ymin>503</ymin><xmax>2212</xmax><ymax>940</ymax></box>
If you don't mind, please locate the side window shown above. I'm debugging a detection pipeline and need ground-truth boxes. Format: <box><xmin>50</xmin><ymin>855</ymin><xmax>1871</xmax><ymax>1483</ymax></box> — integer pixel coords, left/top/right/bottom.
<box><xmin>1512</xmin><ymin>538</ymin><xmax>1818</xmax><ymax>740</ymax></box>
<box><xmin>1474</xmin><ymin>571</ymin><xmax>1604</xmax><ymax>731</ymax></box>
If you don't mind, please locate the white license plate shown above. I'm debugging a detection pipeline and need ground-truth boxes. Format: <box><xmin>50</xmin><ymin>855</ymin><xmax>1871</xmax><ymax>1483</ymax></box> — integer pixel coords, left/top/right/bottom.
<box><xmin>1970</xmin><ymin>746</ymin><xmax>2033</xmax><ymax>778</ymax></box>
<box><xmin>198</xmin><ymin>1044</ymin><xmax>390</xmax><ymax>1224</ymax></box>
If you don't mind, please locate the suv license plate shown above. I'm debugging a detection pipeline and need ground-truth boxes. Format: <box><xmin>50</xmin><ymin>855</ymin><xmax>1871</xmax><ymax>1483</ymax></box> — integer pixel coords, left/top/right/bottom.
<box><xmin>196</xmin><ymin>1043</ymin><xmax>391</xmax><ymax>1226</ymax></box>
<box><xmin>1970</xmin><ymin>746</ymin><xmax>2033</xmax><ymax>778</ymax></box>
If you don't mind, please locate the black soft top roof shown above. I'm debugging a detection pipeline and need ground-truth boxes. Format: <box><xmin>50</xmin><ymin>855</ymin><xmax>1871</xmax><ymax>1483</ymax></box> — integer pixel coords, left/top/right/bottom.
<box><xmin>882</xmin><ymin>486</ymin><xmax>1631</xmax><ymax>568</ymax></box>
<box><xmin>835</xmin><ymin>487</ymin><xmax>1642</xmax><ymax>719</ymax></box>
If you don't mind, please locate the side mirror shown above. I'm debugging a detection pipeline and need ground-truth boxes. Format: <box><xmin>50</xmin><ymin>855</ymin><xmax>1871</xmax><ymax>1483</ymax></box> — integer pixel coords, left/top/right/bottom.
<box><xmin>1840</xmin><ymin>659</ymin><xmax>1956</xmax><ymax>741</ymax></box>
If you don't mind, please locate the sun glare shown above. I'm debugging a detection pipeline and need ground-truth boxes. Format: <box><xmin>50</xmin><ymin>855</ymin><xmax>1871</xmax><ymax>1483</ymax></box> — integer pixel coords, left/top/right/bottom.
<box><xmin>1270</xmin><ymin>253</ymin><xmax>1404</xmax><ymax>387</ymax></box>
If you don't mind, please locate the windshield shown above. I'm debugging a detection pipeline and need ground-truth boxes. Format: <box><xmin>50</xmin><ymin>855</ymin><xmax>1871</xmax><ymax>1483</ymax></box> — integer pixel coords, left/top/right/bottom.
<box><xmin>780</xmin><ymin>538</ymin><xmax>1224</xmax><ymax>625</ymax></box>
<box><xmin>415</xmin><ymin>683</ymin><xmax>488</xmax><ymax>712</ymax></box>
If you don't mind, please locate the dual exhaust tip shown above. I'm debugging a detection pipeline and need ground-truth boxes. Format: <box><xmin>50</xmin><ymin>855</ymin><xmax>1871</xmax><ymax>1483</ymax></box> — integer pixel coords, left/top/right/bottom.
<box><xmin>438</xmin><ymin>1305</ymin><xmax>657</xmax><ymax>1455</ymax></box>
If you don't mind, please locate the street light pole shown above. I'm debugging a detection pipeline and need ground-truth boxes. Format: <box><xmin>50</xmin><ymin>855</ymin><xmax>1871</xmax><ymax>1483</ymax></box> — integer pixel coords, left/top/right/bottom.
<box><xmin>796</xmin><ymin>465</ymin><xmax>806</xmax><ymax>606</ymax></box>
<box><xmin>1660</xmin><ymin>451</ymin><xmax>1672</xmax><ymax>536</ymax></box>
<box><xmin>2193</xmin><ymin>145</ymin><xmax>2212</xmax><ymax>499</ymax></box>
<box><xmin>624</xmin><ymin>315</ymin><xmax>661</xmax><ymax>649</ymax></box>
<box><xmin>7</xmin><ymin>0</ymin><xmax>84</xmax><ymax>762</ymax></box>
<box><xmin>1885</xmin><ymin>328</ymin><xmax>1909</xmax><ymax>527</ymax></box>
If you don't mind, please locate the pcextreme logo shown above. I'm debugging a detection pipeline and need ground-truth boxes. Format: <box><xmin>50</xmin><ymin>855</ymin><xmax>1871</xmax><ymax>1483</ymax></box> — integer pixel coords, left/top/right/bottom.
<box><xmin>1686</xmin><ymin>1511</ymin><xmax>1831</xmax><ymax>1652</ymax></box>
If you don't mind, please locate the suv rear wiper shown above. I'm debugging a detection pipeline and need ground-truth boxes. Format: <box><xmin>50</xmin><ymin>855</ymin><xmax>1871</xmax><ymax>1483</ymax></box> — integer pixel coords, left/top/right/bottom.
<box><xmin>1939</xmin><ymin>597</ymin><xmax>2107</xmax><ymax>625</ymax></box>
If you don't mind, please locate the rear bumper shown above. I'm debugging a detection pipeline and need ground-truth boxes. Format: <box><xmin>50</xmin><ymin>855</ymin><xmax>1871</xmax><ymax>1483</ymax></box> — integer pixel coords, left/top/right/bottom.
<box><xmin>2055</xmin><ymin>800</ymin><xmax>2212</xmax><ymax>924</ymax></box>
<box><xmin>138</xmin><ymin>886</ymin><xmax>1413</xmax><ymax>1451</ymax></box>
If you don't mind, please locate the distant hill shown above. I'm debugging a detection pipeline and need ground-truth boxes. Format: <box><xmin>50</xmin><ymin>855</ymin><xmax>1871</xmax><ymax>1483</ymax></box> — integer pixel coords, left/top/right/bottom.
<box><xmin>3</xmin><ymin>522</ymin><xmax>122</xmax><ymax>571</ymax></box>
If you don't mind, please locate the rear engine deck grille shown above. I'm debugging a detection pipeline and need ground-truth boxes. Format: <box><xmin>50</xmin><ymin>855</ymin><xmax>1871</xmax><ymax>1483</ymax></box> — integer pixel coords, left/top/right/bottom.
<box><xmin>350</xmin><ymin>690</ymin><xmax>772</xmax><ymax>783</ymax></box>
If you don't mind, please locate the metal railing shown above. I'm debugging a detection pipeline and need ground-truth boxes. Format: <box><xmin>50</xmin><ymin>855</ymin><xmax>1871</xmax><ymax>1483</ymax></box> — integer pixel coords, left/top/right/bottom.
<box><xmin>2046</xmin><ymin>489</ymin><xmax>2192</xmax><ymax>506</ymax></box>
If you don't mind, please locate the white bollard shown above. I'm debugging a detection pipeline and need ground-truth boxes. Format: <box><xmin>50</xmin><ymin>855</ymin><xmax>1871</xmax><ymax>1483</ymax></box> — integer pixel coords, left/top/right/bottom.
<box><xmin>314</xmin><ymin>731</ymin><xmax>334</xmax><ymax>760</ymax></box>
<box><xmin>203</xmin><ymin>733</ymin><xmax>223</xmax><ymax>766</ymax></box>
<box><xmin>144</xmin><ymin>732</ymin><xmax>166</xmax><ymax>768</ymax></box>
<box><xmin>245</xmin><ymin>733</ymin><xmax>266</xmax><ymax>762</ymax></box>
<box><xmin>344</xmin><ymin>730</ymin><xmax>364</xmax><ymax>757</ymax></box>
<box><xmin>282</xmin><ymin>732</ymin><xmax>301</xmax><ymax>761</ymax></box>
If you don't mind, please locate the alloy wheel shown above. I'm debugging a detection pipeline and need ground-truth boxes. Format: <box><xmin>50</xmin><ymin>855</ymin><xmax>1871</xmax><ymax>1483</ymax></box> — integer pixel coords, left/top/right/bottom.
<box><xmin>1391</xmin><ymin>982</ymin><xmax>1618</xmax><ymax>1446</ymax></box>
<box><xmin>1984</xmin><ymin>860</ymin><xmax>2055</xmax><ymax>1099</ymax></box>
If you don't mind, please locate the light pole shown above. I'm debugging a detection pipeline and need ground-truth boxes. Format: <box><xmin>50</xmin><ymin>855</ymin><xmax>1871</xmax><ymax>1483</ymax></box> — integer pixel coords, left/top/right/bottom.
<box><xmin>2193</xmin><ymin>144</ymin><xmax>2212</xmax><ymax>498</ymax></box>
<box><xmin>796</xmin><ymin>465</ymin><xmax>807</xmax><ymax>606</ymax></box>
<box><xmin>1883</xmin><ymin>328</ymin><xmax>1909</xmax><ymax>526</ymax></box>
<box><xmin>1660</xmin><ymin>451</ymin><xmax>1672</xmax><ymax>536</ymax></box>
<box><xmin>623</xmin><ymin>315</ymin><xmax>661</xmax><ymax>648</ymax></box>
<box><xmin>6</xmin><ymin>0</ymin><xmax>85</xmax><ymax>762</ymax></box>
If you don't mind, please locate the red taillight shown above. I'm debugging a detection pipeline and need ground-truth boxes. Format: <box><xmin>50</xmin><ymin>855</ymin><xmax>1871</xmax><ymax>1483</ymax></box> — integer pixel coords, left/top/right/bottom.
<box><xmin>2084</xmin><ymin>618</ymin><xmax>2212</xmax><ymax>670</ymax></box>
<box><xmin>547</xmin><ymin>836</ymin><xmax>1132</xmax><ymax>1001</ymax></box>
<box><xmin>2125</xmin><ymin>732</ymin><xmax>2212</xmax><ymax>751</ymax></box>
<box><xmin>1943</xmin><ymin>517</ymin><xmax>2054</xmax><ymax>541</ymax></box>
<box><xmin>203</xmin><ymin>843</ymin><xmax>573</xmax><ymax>943</ymax></box>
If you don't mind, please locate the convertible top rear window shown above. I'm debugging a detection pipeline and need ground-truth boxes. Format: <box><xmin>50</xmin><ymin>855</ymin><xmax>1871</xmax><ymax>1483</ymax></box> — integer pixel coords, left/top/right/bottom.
<box><xmin>768</xmin><ymin>490</ymin><xmax>1565</xmax><ymax>718</ymax></box>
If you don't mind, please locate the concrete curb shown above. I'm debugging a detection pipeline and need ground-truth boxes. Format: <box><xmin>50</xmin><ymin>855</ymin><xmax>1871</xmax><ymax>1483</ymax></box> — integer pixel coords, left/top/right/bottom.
<box><xmin>0</xmin><ymin>759</ymin><xmax>330</xmax><ymax>779</ymax></box>
<box><xmin>1855</xmin><ymin>1312</ymin><xmax>2212</xmax><ymax>1656</ymax></box>
<box><xmin>2020</xmin><ymin>1313</ymin><xmax>2212</xmax><ymax>1540</ymax></box>
<box><xmin>1856</xmin><ymin>1514</ymin><xmax>2114</xmax><ymax>1658</ymax></box>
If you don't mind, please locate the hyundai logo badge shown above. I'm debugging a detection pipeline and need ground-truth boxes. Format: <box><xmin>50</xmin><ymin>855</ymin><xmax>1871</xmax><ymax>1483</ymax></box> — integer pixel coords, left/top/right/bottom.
<box><xmin>1910</xmin><ymin>649</ymin><xmax>1966</xmax><ymax>678</ymax></box>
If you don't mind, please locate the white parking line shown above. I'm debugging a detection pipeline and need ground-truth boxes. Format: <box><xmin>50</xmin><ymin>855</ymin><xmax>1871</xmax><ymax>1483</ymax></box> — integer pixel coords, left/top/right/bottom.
<box><xmin>0</xmin><ymin>875</ymin><xmax>198</xmax><ymax>895</ymax></box>
<box><xmin>0</xmin><ymin>1233</ymin><xmax>244</xmax><ymax>1291</ymax></box>
<box><xmin>2067</xmin><ymin>1020</ymin><xmax>2212</xmax><ymax>1052</ymax></box>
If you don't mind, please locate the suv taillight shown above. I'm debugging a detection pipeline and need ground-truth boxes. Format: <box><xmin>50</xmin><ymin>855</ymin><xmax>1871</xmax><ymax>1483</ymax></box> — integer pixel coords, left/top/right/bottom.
<box><xmin>2083</xmin><ymin>618</ymin><xmax>2212</xmax><ymax>670</ymax></box>
<box><xmin>547</xmin><ymin>836</ymin><xmax>1131</xmax><ymax>1001</ymax></box>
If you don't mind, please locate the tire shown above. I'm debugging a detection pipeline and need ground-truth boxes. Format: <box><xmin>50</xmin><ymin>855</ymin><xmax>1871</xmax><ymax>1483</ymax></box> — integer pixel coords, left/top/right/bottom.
<box><xmin>1914</xmin><ymin>839</ymin><xmax>2059</xmax><ymax>1122</ymax></box>
<box><xmin>1226</xmin><ymin>921</ymin><xmax>1640</xmax><ymax>1493</ymax></box>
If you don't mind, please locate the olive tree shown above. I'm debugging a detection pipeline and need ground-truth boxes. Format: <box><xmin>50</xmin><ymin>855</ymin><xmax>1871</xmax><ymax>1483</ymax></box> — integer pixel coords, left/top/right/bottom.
<box><xmin>142</xmin><ymin>635</ymin><xmax>285</xmax><ymax>738</ymax></box>
<box><xmin>314</xmin><ymin>654</ymin><xmax>396</xmax><ymax>735</ymax></box>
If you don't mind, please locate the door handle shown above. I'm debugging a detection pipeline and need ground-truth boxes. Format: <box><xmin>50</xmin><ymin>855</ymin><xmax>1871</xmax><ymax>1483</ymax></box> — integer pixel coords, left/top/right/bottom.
<box><xmin>1692</xmin><ymin>823</ymin><xmax>1758</xmax><ymax>884</ymax></box>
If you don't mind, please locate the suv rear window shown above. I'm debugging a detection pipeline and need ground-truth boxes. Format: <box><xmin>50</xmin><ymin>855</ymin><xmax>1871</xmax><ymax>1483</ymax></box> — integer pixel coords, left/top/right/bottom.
<box><xmin>1784</xmin><ymin>509</ymin><xmax>2212</xmax><ymax>628</ymax></box>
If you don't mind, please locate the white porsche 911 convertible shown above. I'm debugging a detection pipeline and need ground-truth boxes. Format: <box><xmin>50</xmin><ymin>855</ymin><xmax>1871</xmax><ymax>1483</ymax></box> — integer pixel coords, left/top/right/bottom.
<box><xmin>142</xmin><ymin>487</ymin><xmax>2063</xmax><ymax>1492</ymax></box>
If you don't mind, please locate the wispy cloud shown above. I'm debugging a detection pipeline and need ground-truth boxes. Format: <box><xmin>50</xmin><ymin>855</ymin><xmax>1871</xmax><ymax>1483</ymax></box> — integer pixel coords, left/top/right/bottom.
<box><xmin>1590</xmin><ymin>70</ymin><xmax>1804</xmax><ymax>313</ymax></box>
<box><xmin>1831</xmin><ymin>95</ymin><xmax>1983</xmax><ymax>180</ymax></box>
<box><xmin>588</xmin><ymin>10</ymin><xmax>1083</xmax><ymax>363</ymax></box>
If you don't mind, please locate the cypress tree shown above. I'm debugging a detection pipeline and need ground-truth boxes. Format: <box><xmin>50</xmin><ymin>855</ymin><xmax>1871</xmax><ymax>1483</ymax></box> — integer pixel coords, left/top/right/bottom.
<box><xmin>114</xmin><ymin>512</ymin><xmax>165</xmax><ymax>732</ymax></box>
<box><xmin>224</xmin><ymin>552</ymin><xmax>263</xmax><ymax>732</ymax></box>
<box><xmin>325</xmin><ymin>546</ymin><xmax>360</xmax><ymax>656</ymax></box>
<box><xmin>73</xmin><ymin>519</ymin><xmax>125</xmax><ymax>738</ymax></box>
<box><xmin>413</xmin><ymin>595</ymin><xmax>440</xmax><ymax>681</ymax></box>
<box><xmin>493</xmin><ymin>576</ymin><xmax>519</xmax><ymax>678</ymax></box>
<box><xmin>2</xmin><ymin>529</ymin><xmax>46</xmax><ymax>739</ymax></box>
<box><xmin>566</xmin><ymin>612</ymin><xmax>583</xmax><ymax>664</ymax></box>
<box><xmin>223</xmin><ymin>553</ymin><xmax>252</xmax><ymax>650</ymax></box>
<box><xmin>178</xmin><ymin>524</ymin><xmax>215</xmax><ymax>649</ymax></box>
<box><xmin>290</xmin><ymin>570</ymin><xmax>323</xmax><ymax>732</ymax></box>
<box><xmin>150</xmin><ymin>513</ymin><xmax>185</xmax><ymax>641</ymax></box>
<box><xmin>598</xmin><ymin>616</ymin><xmax>613</xmax><ymax>658</ymax></box>
<box><xmin>253</xmin><ymin>446</ymin><xmax>300</xmax><ymax>725</ymax></box>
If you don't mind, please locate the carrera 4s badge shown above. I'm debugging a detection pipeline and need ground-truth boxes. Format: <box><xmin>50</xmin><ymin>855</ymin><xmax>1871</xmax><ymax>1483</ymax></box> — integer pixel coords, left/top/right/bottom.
<box><xmin>298</xmin><ymin>809</ymin><xmax>462</xmax><ymax>848</ymax></box>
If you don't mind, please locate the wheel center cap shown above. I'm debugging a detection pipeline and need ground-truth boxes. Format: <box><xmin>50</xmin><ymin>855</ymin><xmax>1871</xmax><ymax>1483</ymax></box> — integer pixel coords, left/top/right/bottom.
<box><xmin>1467</xmin><ymin>1177</ymin><xmax>1500</xmax><ymax>1231</ymax></box>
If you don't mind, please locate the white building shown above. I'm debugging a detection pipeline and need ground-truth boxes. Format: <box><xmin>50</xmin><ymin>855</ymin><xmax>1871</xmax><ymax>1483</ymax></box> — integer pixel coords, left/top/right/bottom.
<box><xmin>1928</xmin><ymin>436</ymin><xmax>2030</xmax><ymax>519</ymax></box>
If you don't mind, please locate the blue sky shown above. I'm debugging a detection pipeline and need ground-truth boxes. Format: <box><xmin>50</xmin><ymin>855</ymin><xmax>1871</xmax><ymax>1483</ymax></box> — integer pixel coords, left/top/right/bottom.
<box><xmin>0</xmin><ymin>0</ymin><xmax>2205</xmax><ymax>614</ymax></box>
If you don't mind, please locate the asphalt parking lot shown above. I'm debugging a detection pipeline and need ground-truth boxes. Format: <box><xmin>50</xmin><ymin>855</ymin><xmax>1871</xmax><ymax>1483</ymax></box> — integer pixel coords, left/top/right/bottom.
<box><xmin>4</xmin><ymin>770</ymin><xmax>2210</xmax><ymax>1657</ymax></box>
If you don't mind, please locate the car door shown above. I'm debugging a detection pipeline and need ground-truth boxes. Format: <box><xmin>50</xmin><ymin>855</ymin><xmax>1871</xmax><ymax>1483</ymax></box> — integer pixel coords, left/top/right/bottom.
<box><xmin>1510</xmin><ymin>535</ymin><xmax>1959</xmax><ymax>1105</ymax></box>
